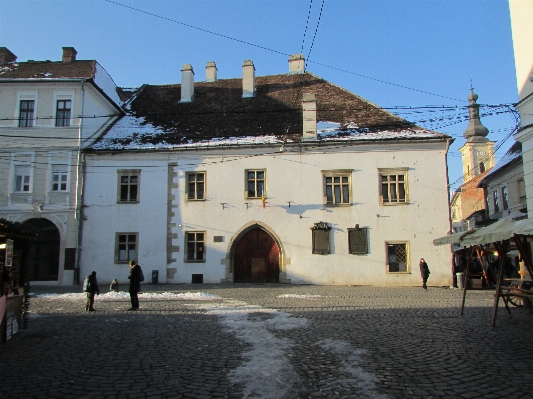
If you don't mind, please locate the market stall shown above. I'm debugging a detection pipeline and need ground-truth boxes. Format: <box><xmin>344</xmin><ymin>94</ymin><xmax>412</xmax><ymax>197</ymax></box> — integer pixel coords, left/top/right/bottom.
<box><xmin>433</xmin><ymin>217</ymin><xmax>533</xmax><ymax>326</ymax></box>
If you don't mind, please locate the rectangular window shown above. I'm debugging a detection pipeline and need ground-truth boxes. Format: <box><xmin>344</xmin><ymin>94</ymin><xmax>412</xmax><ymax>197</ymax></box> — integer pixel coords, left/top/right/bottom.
<box><xmin>52</xmin><ymin>164</ymin><xmax>68</xmax><ymax>191</ymax></box>
<box><xmin>55</xmin><ymin>100</ymin><xmax>71</xmax><ymax>127</ymax></box>
<box><xmin>19</xmin><ymin>100</ymin><xmax>34</xmax><ymax>127</ymax></box>
<box><xmin>379</xmin><ymin>169</ymin><xmax>408</xmax><ymax>204</ymax></box>
<box><xmin>502</xmin><ymin>186</ymin><xmax>509</xmax><ymax>210</ymax></box>
<box><xmin>387</xmin><ymin>242</ymin><xmax>409</xmax><ymax>273</ymax></box>
<box><xmin>348</xmin><ymin>226</ymin><xmax>368</xmax><ymax>255</ymax></box>
<box><xmin>246</xmin><ymin>170</ymin><xmax>265</xmax><ymax>199</ymax></box>
<box><xmin>186</xmin><ymin>232</ymin><xmax>205</xmax><ymax>261</ymax></box>
<box><xmin>186</xmin><ymin>172</ymin><xmax>205</xmax><ymax>200</ymax></box>
<box><xmin>14</xmin><ymin>165</ymin><xmax>31</xmax><ymax>192</ymax></box>
<box><xmin>323</xmin><ymin>170</ymin><xmax>351</xmax><ymax>205</ymax></box>
<box><xmin>116</xmin><ymin>233</ymin><xmax>138</xmax><ymax>263</ymax></box>
<box><xmin>118</xmin><ymin>170</ymin><xmax>140</xmax><ymax>203</ymax></box>
<box><xmin>493</xmin><ymin>190</ymin><xmax>500</xmax><ymax>213</ymax></box>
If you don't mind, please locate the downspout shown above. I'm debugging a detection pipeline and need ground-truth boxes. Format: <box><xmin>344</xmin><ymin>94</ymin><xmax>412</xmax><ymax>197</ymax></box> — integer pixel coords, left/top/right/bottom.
<box><xmin>74</xmin><ymin>81</ymin><xmax>86</xmax><ymax>284</ymax></box>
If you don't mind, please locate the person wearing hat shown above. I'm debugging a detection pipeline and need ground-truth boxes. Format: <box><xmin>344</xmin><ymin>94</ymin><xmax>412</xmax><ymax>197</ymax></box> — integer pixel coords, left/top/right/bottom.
<box><xmin>83</xmin><ymin>271</ymin><xmax>100</xmax><ymax>311</ymax></box>
<box><xmin>128</xmin><ymin>260</ymin><xmax>142</xmax><ymax>310</ymax></box>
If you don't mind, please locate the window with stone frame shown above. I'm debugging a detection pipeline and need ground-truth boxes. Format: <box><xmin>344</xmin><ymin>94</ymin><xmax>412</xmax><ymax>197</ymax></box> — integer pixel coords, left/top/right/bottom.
<box><xmin>386</xmin><ymin>241</ymin><xmax>409</xmax><ymax>273</ymax></box>
<box><xmin>55</xmin><ymin>99</ymin><xmax>71</xmax><ymax>127</ymax></box>
<box><xmin>323</xmin><ymin>170</ymin><xmax>351</xmax><ymax>205</ymax></box>
<box><xmin>14</xmin><ymin>165</ymin><xmax>31</xmax><ymax>192</ymax></box>
<box><xmin>379</xmin><ymin>168</ymin><xmax>409</xmax><ymax>205</ymax></box>
<box><xmin>312</xmin><ymin>222</ymin><xmax>331</xmax><ymax>255</ymax></box>
<box><xmin>117</xmin><ymin>170</ymin><xmax>140</xmax><ymax>203</ymax></box>
<box><xmin>186</xmin><ymin>231</ymin><xmax>205</xmax><ymax>262</ymax></box>
<box><xmin>52</xmin><ymin>164</ymin><xmax>68</xmax><ymax>191</ymax></box>
<box><xmin>246</xmin><ymin>169</ymin><xmax>265</xmax><ymax>199</ymax></box>
<box><xmin>116</xmin><ymin>233</ymin><xmax>138</xmax><ymax>264</ymax></box>
<box><xmin>19</xmin><ymin>100</ymin><xmax>34</xmax><ymax>127</ymax></box>
<box><xmin>348</xmin><ymin>225</ymin><xmax>368</xmax><ymax>254</ymax></box>
<box><xmin>186</xmin><ymin>172</ymin><xmax>206</xmax><ymax>200</ymax></box>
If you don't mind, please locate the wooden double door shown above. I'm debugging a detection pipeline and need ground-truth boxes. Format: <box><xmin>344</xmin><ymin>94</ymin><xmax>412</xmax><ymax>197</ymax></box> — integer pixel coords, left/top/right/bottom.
<box><xmin>234</xmin><ymin>227</ymin><xmax>280</xmax><ymax>283</ymax></box>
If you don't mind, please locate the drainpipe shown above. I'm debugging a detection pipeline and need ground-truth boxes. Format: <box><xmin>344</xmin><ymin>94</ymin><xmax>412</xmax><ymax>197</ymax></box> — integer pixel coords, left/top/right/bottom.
<box><xmin>73</xmin><ymin>81</ymin><xmax>86</xmax><ymax>285</ymax></box>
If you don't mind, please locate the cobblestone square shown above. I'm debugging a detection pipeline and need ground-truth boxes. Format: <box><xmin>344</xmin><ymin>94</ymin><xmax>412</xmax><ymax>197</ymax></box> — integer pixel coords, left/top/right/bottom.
<box><xmin>1</xmin><ymin>284</ymin><xmax>532</xmax><ymax>398</ymax></box>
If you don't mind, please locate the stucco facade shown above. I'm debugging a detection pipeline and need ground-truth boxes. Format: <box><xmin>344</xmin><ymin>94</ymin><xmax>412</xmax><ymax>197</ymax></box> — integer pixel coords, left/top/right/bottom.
<box><xmin>0</xmin><ymin>48</ymin><xmax>122</xmax><ymax>285</ymax></box>
<box><xmin>80</xmin><ymin>140</ymin><xmax>453</xmax><ymax>287</ymax></box>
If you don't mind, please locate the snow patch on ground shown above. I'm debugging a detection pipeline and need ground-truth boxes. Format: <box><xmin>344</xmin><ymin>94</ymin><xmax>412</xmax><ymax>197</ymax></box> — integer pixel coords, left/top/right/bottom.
<box><xmin>276</xmin><ymin>294</ymin><xmax>324</xmax><ymax>299</ymax></box>
<box><xmin>193</xmin><ymin>300</ymin><xmax>307</xmax><ymax>399</ymax></box>
<box><xmin>318</xmin><ymin>339</ymin><xmax>389</xmax><ymax>398</ymax></box>
<box><xmin>35</xmin><ymin>291</ymin><xmax>221</xmax><ymax>301</ymax></box>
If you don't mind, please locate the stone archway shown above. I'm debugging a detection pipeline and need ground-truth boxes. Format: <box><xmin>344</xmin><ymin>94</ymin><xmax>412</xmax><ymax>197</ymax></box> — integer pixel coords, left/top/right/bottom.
<box><xmin>233</xmin><ymin>226</ymin><xmax>280</xmax><ymax>283</ymax></box>
<box><xmin>23</xmin><ymin>218</ymin><xmax>60</xmax><ymax>281</ymax></box>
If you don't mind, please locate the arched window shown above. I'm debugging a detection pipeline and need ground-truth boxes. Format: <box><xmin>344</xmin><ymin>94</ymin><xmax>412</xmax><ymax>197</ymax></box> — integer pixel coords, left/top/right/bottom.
<box><xmin>479</xmin><ymin>162</ymin><xmax>485</xmax><ymax>173</ymax></box>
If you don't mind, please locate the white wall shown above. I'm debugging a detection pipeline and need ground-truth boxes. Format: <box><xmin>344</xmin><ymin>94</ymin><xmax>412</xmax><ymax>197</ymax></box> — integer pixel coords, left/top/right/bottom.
<box><xmin>81</xmin><ymin>140</ymin><xmax>453</xmax><ymax>287</ymax></box>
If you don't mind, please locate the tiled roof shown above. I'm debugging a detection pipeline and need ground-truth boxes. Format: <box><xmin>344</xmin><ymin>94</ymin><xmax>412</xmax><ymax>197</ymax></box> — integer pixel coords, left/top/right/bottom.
<box><xmin>91</xmin><ymin>72</ymin><xmax>449</xmax><ymax>150</ymax></box>
<box><xmin>0</xmin><ymin>60</ymin><xmax>97</xmax><ymax>79</ymax></box>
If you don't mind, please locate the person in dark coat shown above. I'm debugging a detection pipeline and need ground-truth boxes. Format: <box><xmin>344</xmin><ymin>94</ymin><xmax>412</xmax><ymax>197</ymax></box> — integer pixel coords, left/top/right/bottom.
<box><xmin>419</xmin><ymin>258</ymin><xmax>430</xmax><ymax>290</ymax></box>
<box><xmin>83</xmin><ymin>271</ymin><xmax>100</xmax><ymax>311</ymax></box>
<box><xmin>128</xmin><ymin>260</ymin><xmax>141</xmax><ymax>310</ymax></box>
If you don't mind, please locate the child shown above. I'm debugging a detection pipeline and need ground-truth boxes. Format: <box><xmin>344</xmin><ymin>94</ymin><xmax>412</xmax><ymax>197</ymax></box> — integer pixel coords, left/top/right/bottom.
<box><xmin>110</xmin><ymin>279</ymin><xmax>119</xmax><ymax>292</ymax></box>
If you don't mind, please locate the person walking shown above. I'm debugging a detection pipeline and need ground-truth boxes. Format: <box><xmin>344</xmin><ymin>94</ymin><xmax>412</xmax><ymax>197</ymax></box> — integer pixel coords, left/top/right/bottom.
<box><xmin>83</xmin><ymin>271</ymin><xmax>100</xmax><ymax>311</ymax></box>
<box><xmin>419</xmin><ymin>258</ymin><xmax>430</xmax><ymax>290</ymax></box>
<box><xmin>128</xmin><ymin>260</ymin><xmax>142</xmax><ymax>310</ymax></box>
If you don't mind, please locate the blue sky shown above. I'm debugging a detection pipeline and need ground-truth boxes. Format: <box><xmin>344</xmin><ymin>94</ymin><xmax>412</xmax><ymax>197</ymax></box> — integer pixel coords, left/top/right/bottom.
<box><xmin>0</xmin><ymin>0</ymin><xmax>518</xmax><ymax>189</ymax></box>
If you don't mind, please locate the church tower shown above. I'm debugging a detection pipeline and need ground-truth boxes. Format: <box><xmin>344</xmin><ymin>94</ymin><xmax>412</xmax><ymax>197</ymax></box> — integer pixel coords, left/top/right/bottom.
<box><xmin>459</xmin><ymin>88</ymin><xmax>495</xmax><ymax>182</ymax></box>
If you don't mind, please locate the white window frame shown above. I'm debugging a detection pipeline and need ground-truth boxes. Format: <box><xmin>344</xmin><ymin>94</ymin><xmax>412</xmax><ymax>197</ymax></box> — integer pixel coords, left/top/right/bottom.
<box><xmin>10</xmin><ymin>153</ymin><xmax>34</xmax><ymax>194</ymax></box>
<box><xmin>117</xmin><ymin>170</ymin><xmax>141</xmax><ymax>203</ymax></box>
<box><xmin>14</xmin><ymin>165</ymin><xmax>31</xmax><ymax>192</ymax></box>
<box><xmin>51</xmin><ymin>164</ymin><xmax>69</xmax><ymax>192</ymax></box>
<box><xmin>386</xmin><ymin>241</ymin><xmax>410</xmax><ymax>274</ymax></box>
<box><xmin>379</xmin><ymin>168</ymin><xmax>409</xmax><ymax>205</ymax></box>
<box><xmin>115</xmin><ymin>233</ymin><xmax>138</xmax><ymax>264</ymax></box>
<box><xmin>322</xmin><ymin>169</ymin><xmax>352</xmax><ymax>206</ymax></box>
<box><xmin>16</xmin><ymin>92</ymin><xmax>38</xmax><ymax>128</ymax></box>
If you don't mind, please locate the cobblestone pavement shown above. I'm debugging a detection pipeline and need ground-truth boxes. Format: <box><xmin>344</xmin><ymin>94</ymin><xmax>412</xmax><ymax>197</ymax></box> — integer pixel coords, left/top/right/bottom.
<box><xmin>1</xmin><ymin>284</ymin><xmax>533</xmax><ymax>399</ymax></box>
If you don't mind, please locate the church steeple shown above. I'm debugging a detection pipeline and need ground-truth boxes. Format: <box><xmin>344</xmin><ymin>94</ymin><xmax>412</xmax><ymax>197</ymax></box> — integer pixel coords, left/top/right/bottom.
<box><xmin>459</xmin><ymin>88</ymin><xmax>494</xmax><ymax>182</ymax></box>
<box><xmin>463</xmin><ymin>87</ymin><xmax>489</xmax><ymax>142</ymax></box>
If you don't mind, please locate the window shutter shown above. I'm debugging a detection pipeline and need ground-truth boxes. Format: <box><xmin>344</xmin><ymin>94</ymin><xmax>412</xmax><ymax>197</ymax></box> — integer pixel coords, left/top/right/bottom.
<box><xmin>348</xmin><ymin>226</ymin><xmax>368</xmax><ymax>254</ymax></box>
<box><xmin>311</xmin><ymin>222</ymin><xmax>331</xmax><ymax>255</ymax></box>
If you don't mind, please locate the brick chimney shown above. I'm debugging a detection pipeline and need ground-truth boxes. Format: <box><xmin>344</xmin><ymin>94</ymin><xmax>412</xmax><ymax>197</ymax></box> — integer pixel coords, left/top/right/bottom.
<box><xmin>62</xmin><ymin>47</ymin><xmax>77</xmax><ymax>63</ymax></box>
<box><xmin>289</xmin><ymin>54</ymin><xmax>305</xmax><ymax>74</ymax></box>
<box><xmin>242</xmin><ymin>60</ymin><xmax>255</xmax><ymax>98</ymax></box>
<box><xmin>302</xmin><ymin>93</ymin><xmax>317</xmax><ymax>141</ymax></box>
<box><xmin>206</xmin><ymin>61</ymin><xmax>217</xmax><ymax>82</ymax></box>
<box><xmin>180</xmin><ymin>64</ymin><xmax>195</xmax><ymax>103</ymax></box>
<box><xmin>0</xmin><ymin>47</ymin><xmax>17</xmax><ymax>64</ymax></box>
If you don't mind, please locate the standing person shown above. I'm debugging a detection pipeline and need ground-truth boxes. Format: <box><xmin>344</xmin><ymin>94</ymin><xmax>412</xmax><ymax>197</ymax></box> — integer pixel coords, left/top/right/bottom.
<box><xmin>83</xmin><ymin>271</ymin><xmax>100</xmax><ymax>311</ymax></box>
<box><xmin>419</xmin><ymin>258</ymin><xmax>430</xmax><ymax>290</ymax></box>
<box><xmin>128</xmin><ymin>260</ymin><xmax>141</xmax><ymax>310</ymax></box>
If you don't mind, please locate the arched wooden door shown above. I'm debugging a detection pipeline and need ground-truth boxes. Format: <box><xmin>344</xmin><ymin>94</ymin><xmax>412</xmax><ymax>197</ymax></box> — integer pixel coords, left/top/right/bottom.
<box><xmin>23</xmin><ymin>218</ymin><xmax>60</xmax><ymax>281</ymax></box>
<box><xmin>234</xmin><ymin>227</ymin><xmax>280</xmax><ymax>283</ymax></box>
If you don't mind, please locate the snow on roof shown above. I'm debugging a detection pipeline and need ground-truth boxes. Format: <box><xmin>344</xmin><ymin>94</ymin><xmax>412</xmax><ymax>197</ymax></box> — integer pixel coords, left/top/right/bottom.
<box><xmin>94</xmin><ymin>62</ymin><xmax>121</xmax><ymax>106</ymax></box>
<box><xmin>91</xmin><ymin>119</ymin><xmax>446</xmax><ymax>151</ymax></box>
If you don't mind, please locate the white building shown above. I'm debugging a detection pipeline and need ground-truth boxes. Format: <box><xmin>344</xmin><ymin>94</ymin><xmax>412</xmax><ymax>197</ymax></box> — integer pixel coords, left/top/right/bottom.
<box><xmin>0</xmin><ymin>47</ymin><xmax>123</xmax><ymax>285</ymax></box>
<box><xmin>510</xmin><ymin>0</ymin><xmax>533</xmax><ymax>216</ymax></box>
<box><xmin>80</xmin><ymin>55</ymin><xmax>454</xmax><ymax>287</ymax></box>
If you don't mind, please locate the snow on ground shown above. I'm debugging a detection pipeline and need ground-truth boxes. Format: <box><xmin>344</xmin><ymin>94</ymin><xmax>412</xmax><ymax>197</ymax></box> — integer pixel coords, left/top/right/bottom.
<box><xmin>276</xmin><ymin>294</ymin><xmax>324</xmax><ymax>299</ymax></box>
<box><xmin>34</xmin><ymin>291</ymin><xmax>221</xmax><ymax>301</ymax></box>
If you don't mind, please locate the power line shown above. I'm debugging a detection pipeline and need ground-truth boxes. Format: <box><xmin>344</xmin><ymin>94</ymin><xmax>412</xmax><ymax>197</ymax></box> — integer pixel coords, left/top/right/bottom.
<box><xmin>104</xmin><ymin>0</ymin><xmax>464</xmax><ymax>103</ymax></box>
<box><xmin>306</xmin><ymin>0</ymin><xmax>325</xmax><ymax>62</ymax></box>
